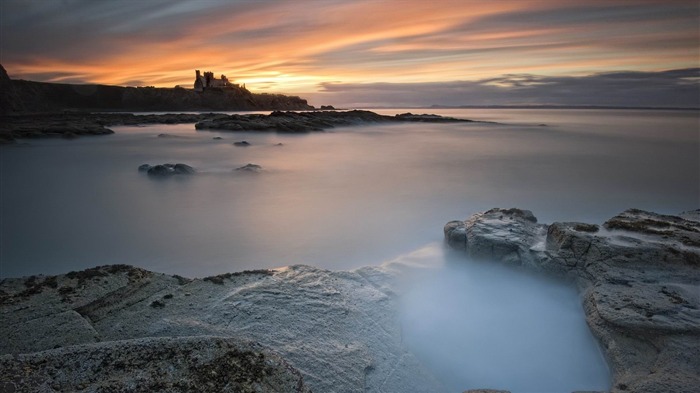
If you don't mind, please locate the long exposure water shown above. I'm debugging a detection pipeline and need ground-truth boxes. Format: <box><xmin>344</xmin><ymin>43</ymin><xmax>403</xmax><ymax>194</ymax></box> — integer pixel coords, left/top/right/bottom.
<box><xmin>2</xmin><ymin>108</ymin><xmax>696</xmax><ymax>277</ymax></box>
<box><xmin>1</xmin><ymin>108</ymin><xmax>698</xmax><ymax>392</ymax></box>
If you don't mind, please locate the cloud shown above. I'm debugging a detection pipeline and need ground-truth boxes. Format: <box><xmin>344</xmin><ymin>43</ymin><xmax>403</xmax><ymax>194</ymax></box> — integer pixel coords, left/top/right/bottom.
<box><xmin>0</xmin><ymin>0</ymin><xmax>698</xmax><ymax>100</ymax></box>
<box><xmin>311</xmin><ymin>68</ymin><xmax>700</xmax><ymax>108</ymax></box>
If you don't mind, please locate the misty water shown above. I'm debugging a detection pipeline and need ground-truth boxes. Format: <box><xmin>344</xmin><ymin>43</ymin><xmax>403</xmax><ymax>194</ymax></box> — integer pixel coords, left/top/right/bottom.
<box><xmin>394</xmin><ymin>243</ymin><xmax>611</xmax><ymax>392</ymax></box>
<box><xmin>2</xmin><ymin>108</ymin><xmax>698</xmax><ymax>392</ymax></box>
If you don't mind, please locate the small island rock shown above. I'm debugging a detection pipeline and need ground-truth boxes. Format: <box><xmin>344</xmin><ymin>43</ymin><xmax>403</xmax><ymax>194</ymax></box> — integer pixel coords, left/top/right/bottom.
<box><xmin>139</xmin><ymin>163</ymin><xmax>195</xmax><ymax>176</ymax></box>
<box><xmin>235</xmin><ymin>163</ymin><xmax>263</xmax><ymax>172</ymax></box>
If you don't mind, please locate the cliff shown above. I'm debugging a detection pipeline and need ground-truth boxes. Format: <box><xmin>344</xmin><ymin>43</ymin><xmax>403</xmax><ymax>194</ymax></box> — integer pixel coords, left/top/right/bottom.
<box><xmin>0</xmin><ymin>64</ymin><xmax>313</xmax><ymax>114</ymax></box>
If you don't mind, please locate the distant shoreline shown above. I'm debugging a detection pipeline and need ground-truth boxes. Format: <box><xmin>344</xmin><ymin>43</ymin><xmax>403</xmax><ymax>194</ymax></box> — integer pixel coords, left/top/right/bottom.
<box><xmin>0</xmin><ymin>110</ymin><xmax>480</xmax><ymax>144</ymax></box>
<box><xmin>360</xmin><ymin>105</ymin><xmax>699</xmax><ymax>111</ymax></box>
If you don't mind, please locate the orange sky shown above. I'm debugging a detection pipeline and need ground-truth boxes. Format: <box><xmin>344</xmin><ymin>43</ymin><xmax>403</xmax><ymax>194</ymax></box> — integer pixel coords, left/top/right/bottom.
<box><xmin>1</xmin><ymin>0</ymin><xmax>698</xmax><ymax>100</ymax></box>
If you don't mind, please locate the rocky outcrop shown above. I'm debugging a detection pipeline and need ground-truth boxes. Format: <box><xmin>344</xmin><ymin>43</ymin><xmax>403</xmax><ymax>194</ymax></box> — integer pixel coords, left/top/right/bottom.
<box><xmin>0</xmin><ymin>264</ymin><xmax>444</xmax><ymax>392</ymax></box>
<box><xmin>0</xmin><ymin>110</ymin><xmax>479</xmax><ymax>144</ymax></box>
<box><xmin>236</xmin><ymin>163</ymin><xmax>263</xmax><ymax>172</ymax></box>
<box><xmin>0</xmin><ymin>112</ymin><xmax>208</xmax><ymax>143</ymax></box>
<box><xmin>194</xmin><ymin>110</ymin><xmax>475</xmax><ymax>132</ymax></box>
<box><xmin>445</xmin><ymin>208</ymin><xmax>700</xmax><ymax>393</ymax></box>
<box><xmin>139</xmin><ymin>163</ymin><xmax>196</xmax><ymax>177</ymax></box>
<box><xmin>0</xmin><ymin>64</ymin><xmax>24</xmax><ymax>115</ymax></box>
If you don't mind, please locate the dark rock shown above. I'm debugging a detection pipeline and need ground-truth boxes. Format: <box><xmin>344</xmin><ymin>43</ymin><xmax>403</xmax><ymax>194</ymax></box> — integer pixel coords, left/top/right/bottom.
<box><xmin>143</xmin><ymin>163</ymin><xmax>195</xmax><ymax>177</ymax></box>
<box><xmin>0</xmin><ymin>336</ymin><xmax>311</xmax><ymax>392</ymax></box>
<box><xmin>0</xmin><ymin>109</ymin><xmax>486</xmax><ymax>142</ymax></box>
<box><xmin>147</xmin><ymin>164</ymin><xmax>174</xmax><ymax>176</ymax></box>
<box><xmin>573</xmin><ymin>223</ymin><xmax>599</xmax><ymax>233</ymax></box>
<box><xmin>233</xmin><ymin>141</ymin><xmax>251</xmax><ymax>146</ymax></box>
<box><xmin>195</xmin><ymin>109</ymin><xmax>482</xmax><ymax>133</ymax></box>
<box><xmin>604</xmin><ymin>208</ymin><xmax>700</xmax><ymax>247</ymax></box>
<box><xmin>0</xmin><ymin>63</ymin><xmax>313</xmax><ymax>115</ymax></box>
<box><xmin>212</xmin><ymin>136</ymin><xmax>223</xmax><ymax>140</ymax></box>
<box><xmin>394</xmin><ymin>112</ymin><xmax>470</xmax><ymax>122</ymax></box>
<box><xmin>173</xmin><ymin>163</ymin><xmax>195</xmax><ymax>174</ymax></box>
<box><xmin>149</xmin><ymin>300</ymin><xmax>165</xmax><ymax>308</ymax></box>
<box><xmin>235</xmin><ymin>163</ymin><xmax>262</xmax><ymax>172</ymax></box>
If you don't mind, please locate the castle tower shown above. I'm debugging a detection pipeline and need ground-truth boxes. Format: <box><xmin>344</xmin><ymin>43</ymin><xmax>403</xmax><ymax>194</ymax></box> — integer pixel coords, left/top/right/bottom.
<box><xmin>194</xmin><ymin>70</ymin><xmax>204</xmax><ymax>92</ymax></box>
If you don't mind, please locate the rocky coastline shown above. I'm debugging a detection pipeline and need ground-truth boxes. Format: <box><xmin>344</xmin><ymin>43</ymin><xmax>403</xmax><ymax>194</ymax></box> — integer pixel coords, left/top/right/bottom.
<box><xmin>1</xmin><ymin>208</ymin><xmax>697</xmax><ymax>392</ymax></box>
<box><xmin>0</xmin><ymin>110</ymin><xmax>476</xmax><ymax>144</ymax></box>
<box><xmin>445</xmin><ymin>208</ymin><xmax>700</xmax><ymax>393</ymax></box>
<box><xmin>193</xmin><ymin>110</ymin><xmax>474</xmax><ymax>132</ymax></box>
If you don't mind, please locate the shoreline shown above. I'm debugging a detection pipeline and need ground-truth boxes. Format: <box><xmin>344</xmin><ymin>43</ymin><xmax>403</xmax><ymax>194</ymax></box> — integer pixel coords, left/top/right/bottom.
<box><xmin>0</xmin><ymin>109</ymin><xmax>480</xmax><ymax>144</ymax></box>
<box><xmin>2</xmin><ymin>208</ymin><xmax>698</xmax><ymax>392</ymax></box>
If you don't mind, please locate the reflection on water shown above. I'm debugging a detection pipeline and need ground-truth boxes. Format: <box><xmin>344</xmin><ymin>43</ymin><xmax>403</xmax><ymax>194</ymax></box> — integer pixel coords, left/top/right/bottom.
<box><xmin>394</xmin><ymin>244</ymin><xmax>610</xmax><ymax>393</ymax></box>
<box><xmin>1</xmin><ymin>109</ymin><xmax>698</xmax><ymax>278</ymax></box>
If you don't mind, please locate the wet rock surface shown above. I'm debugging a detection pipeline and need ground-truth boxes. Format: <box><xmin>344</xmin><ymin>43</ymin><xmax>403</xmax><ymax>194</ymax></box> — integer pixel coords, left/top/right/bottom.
<box><xmin>235</xmin><ymin>163</ymin><xmax>263</xmax><ymax>172</ymax></box>
<box><xmin>0</xmin><ymin>112</ymin><xmax>207</xmax><ymax>143</ymax></box>
<box><xmin>139</xmin><ymin>163</ymin><xmax>196</xmax><ymax>177</ymax></box>
<box><xmin>0</xmin><ymin>264</ymin><xmax>443</xmax><ymax>392</ymax></box>
<box><xmin>194</xmin><ymin>110</ymin><xmax>476</xmax><ymax>132</ymax></box>
<box><xmin>0</xmin><ymin>110</ymin><xmax>479</xmax><ymax>144</ymax></box>
<box><xmin>445</xmin><ymin>208</ymin><xmax>700</xmax><ymax>393</ymax></box>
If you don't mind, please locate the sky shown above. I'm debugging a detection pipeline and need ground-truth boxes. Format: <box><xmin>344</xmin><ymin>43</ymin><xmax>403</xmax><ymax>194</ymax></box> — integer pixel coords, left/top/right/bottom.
<box><xmin>1</xmin><ymin>0</ymin><xmax>698</xmax><ymax>107</ymax></box>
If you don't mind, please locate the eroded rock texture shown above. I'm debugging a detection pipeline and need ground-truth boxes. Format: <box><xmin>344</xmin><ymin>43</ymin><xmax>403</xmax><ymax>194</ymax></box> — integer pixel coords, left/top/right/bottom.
<box><xmin>0</xmin><ymin>336</ymin><xmax>309</xmax><ymax>393</ymax></box>
<box><xmin>445</xmin><ymin>208</ymin><xmax>700</xmax><ymax>393</ymax></box>
<box><xmin>0</xmin><ymin>264</ymin><xmax>443</xmax><ymax>392</ymax></box>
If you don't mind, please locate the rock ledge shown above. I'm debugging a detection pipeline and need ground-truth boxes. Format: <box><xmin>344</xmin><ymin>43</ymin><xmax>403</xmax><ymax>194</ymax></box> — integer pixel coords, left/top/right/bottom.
<box><xmin>445</xmin><ymin>208</ymin><xmax>700</xmax><ymax>393</ymax></box>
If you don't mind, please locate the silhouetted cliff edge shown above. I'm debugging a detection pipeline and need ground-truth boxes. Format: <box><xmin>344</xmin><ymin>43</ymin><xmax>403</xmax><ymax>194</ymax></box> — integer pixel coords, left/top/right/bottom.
<box><xmin>0</xmin><ymin>65</ymin><xmax>313</xmax><ymax>113</ymax></box>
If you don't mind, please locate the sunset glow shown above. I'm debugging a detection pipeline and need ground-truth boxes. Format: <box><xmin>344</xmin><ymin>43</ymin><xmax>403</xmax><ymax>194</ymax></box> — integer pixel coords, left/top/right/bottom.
<box><xmin>1</xmin><ymin>0</ymin><xmax>698</xmax><ymax>106</ymax></box>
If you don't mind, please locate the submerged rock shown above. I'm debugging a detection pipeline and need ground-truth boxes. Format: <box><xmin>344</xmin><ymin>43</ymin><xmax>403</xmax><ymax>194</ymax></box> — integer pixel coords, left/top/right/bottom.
<box><xmin>233</xmin><ymin>140</ymin><xmax>251</xmax><ymax>146</ymax></box>
<box><xmin>445</xmin><ymin>208</ymin><xmax>700</xmax><ymax>393</ymax></box>
<box><xmin>139</xmin><ymin>163</ymin><xmax>196</xmax><ymax>176</ymax></box>
<box><xmin>235</xmin><ymin>163</ymin><xmax>262</xmax><ymax>172</ymax></box>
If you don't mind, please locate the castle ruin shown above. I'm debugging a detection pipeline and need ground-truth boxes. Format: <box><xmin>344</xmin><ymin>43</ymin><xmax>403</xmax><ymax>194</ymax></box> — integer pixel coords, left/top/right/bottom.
<box><xmin>194</xmin><ymin>70</ymin><xmax>240</xmax><ymax>92</ymax></box>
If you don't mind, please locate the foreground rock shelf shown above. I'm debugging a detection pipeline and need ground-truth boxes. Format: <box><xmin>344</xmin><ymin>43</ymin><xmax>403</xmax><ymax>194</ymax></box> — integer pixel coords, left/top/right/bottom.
<box><xmin>1</xmin><ymin>208</ymin><xmax>697</xmax><ymax>392</ymax></box>
<box><xmin>0</xmin><ymin>265</ymin><xmax>442</xmax><ymax>392</ymax></box>
<box><xmin>445</xmin><ymin>208</ymin><xmax>700</xmax><ymax>393</ymax></box>
<box><xmin>0</xmin><ymin>110</ymin><xmax>478</xmax><ymax>144</ymax></box>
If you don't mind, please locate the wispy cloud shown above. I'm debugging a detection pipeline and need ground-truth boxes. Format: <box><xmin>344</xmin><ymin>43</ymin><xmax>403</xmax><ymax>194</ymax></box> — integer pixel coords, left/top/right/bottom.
<box><xmin>312</xmin><ymin>68</ymin><xmax>700</xmax><ymax>108</ymax></box>
<box><xmin>1</xmin><ymin>0</ymin><xmax>698</xmax><ymax>107</ymax></box>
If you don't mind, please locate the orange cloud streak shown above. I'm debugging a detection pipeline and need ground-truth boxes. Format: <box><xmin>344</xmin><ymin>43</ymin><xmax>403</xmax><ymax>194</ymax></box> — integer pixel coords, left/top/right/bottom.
<box><xmin>2</xmin><ymin>0</ymin><xmax>697</xmax><ymax>94</ymax></box>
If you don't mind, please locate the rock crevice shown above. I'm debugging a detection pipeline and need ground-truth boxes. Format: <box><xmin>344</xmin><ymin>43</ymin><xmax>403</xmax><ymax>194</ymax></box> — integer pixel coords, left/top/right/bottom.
<box><xmin>444</xmin><ymin>208</ymin><xmax>700</xmax><ymax>393</ymax></box>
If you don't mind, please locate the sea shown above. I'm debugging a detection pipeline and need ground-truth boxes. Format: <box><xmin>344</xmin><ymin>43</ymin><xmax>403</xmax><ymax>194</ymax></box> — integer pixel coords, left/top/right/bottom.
<box><xmin>1</xmin><ymin>108</ymin><xmax>698</xmax><ymax>392</ymax></box>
